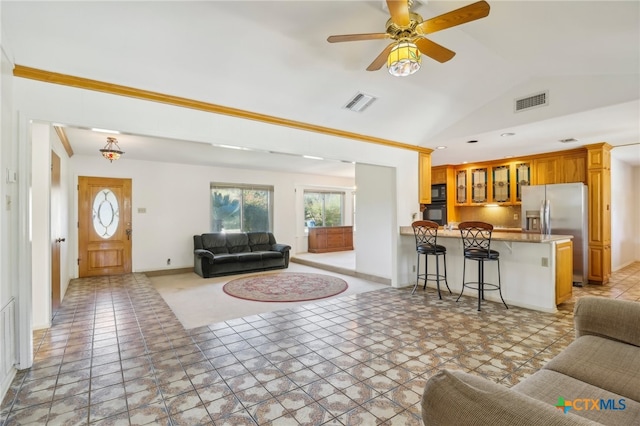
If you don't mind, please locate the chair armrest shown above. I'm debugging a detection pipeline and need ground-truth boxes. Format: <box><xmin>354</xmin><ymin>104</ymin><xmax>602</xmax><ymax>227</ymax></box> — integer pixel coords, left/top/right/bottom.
<box><xmin>194</xmin><ymin>249</ymin><xmax>214</xmax><ymax>261</ymax></box>
<box><xmin>574</xmin><ymin>296</ymin><xmax>640</xmax><ymax>347</ymax></box>
<box><xmin>422</xmin><ymin>370</ymin><xmax>598</xmax><ymax>426</ymax></box>
<box><xmin>272</xmin><ymin>243</ymin><xmax>291</xmax><ymax>253</ymax></box>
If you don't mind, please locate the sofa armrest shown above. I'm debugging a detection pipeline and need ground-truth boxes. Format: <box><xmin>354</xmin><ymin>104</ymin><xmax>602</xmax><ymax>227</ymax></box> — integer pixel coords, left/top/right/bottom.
<box><xmin>272</xmin><ymin>243</ymin><xmax>291</xmax><ymax>253</ymax></box>
<box><xmin>574</xmin><ymin>296</ymin><xmax>640</xmax><ymax>347</ymax></box>
<box><xmin>422</xmin><ymin>370</ymin><xmax>599</xmax><ymax>426</ymax></box>
<box><xmin>194</xmin><ymin>249</ymin><xmax>214</xmax><ymax>261</ymax></box>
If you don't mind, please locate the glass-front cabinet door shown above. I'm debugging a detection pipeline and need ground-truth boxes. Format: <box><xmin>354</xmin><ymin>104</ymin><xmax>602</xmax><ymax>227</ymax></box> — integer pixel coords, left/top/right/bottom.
<box><xmin>471</xmin><ymin>167</ymin><xmax>488</xmax><ymax>204</ymax></box>
<box><xmin>456</xmin><ymin>169</ymin><xmax>467</xmax><ymax>204</ymax></box>
<box><xmin>516</xmin><ymin>162</ymin><xmax>531</xmax><ymax>202</ymax></box>
<box><xmin>492</xmin><ymin>165</ymin><xmax>510</xmax><ymax>203</ymax></box>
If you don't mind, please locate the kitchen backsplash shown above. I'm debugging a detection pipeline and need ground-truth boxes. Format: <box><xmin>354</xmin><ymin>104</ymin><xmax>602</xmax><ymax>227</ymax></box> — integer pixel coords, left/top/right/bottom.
<box><xmin>456</xmin><ymin>205</ymin><xmax>522</xmax><ymax>229</ymax></box>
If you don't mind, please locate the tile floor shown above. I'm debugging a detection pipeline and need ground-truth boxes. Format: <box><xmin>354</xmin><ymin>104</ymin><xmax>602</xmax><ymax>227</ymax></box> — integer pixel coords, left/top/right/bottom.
<box><xmin>1</xmin><ymin>262</ymin><xmax>639</xmax><ymax>425</ymax></box>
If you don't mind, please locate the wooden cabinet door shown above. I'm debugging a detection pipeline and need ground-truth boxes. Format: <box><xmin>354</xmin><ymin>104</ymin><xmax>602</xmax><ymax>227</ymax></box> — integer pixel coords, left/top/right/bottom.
<box><xmin>532</xmin><ymin>157</ymin><xmax>558</xmax><ymax>184</ymax></box>
<box><xmin>562</xmin><ymin>153</ymin><xmax>586</xmax><ymax>183</ymax></box>
<box><xmin>419</xmin><ymin>152</ymin><xmax>432</xmax><ymax>204</ymax></box>
<box><xmin>431</xmin><ymin>166</ymin><xmax>447</xmax><ymax>185</ymax></box>
<box><xmin>555</xmin><ymin>240</ymin><xmax>573</xmax><ymax>305</ymax></box>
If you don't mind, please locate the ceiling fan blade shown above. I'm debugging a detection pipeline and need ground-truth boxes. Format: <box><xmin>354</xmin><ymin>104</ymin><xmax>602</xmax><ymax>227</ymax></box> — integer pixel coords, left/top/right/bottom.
<box><xmin>367</xmin><ymin>43</ymin><xmax>396</xmax><ymax>71</ymax></box>
<box><xmin>386</xmin><ymin>0</ymin><xmax>410</xmax><ymax>27</ymax></box>
<box><xmin>327</xmin><ymin>33</ymin><xmax>389</xmax><ymax>43</ymax></box>
<box><xmin>415</xmin><ymin>0</ymin><xmax>490</xmax><ymax>35</ymax></box>
<box><xmin>415</xmin><ymin>38</ymin><xmax>456</xmax><ymax>63</ymax></box>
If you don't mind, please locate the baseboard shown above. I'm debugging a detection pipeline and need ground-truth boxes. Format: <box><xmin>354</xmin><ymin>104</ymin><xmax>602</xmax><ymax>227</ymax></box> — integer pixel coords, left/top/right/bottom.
<box><xmin>290</xmin><ymin>257</ymin><xmax>391</xmax><ymax>285</ymax></box>
<box><xmin>144</xmin><ymin>267</ymin><xmax>194</xmax><ymax>277</ymax></box>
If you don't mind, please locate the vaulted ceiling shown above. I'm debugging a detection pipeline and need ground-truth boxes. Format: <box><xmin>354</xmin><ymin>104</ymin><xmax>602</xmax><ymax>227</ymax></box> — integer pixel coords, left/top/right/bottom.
<box><xmin>3</xmin><ymin>1</ymin><xmax>639</xmax><ymax>176</ymax></box>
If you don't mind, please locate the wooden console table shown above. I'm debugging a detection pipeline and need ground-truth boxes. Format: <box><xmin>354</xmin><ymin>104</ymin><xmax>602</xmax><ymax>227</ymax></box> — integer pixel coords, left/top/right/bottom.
<box><xmin>308</xmin><ymin>226</ymin><xmax>353</xmax><ymax>253</ymax></box>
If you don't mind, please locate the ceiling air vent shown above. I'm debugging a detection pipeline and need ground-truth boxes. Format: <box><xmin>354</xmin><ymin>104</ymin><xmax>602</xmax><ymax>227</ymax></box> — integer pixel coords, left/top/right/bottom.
<box><xmin>344</xmin><ymin>92</ymin><xmax>376</xmax><ymax>113</ymax></box>
<box><xmin>514</xmin><ymin>91</ymin><xmax>548</xmax><ymax>112</ymax></box>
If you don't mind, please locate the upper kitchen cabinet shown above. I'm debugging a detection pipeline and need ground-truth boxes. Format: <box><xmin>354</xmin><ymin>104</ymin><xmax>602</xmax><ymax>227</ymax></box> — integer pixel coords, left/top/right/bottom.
<box><xmin>431</xmin><ymin>166</ymin><xmax>448</xmax><ymax>185</ymax></box>
<box><xmin>455</xmin><ymin>169</ymin><xmax>468</xmax><ymax>205</ymax></box>
<box><xmin>490</xmin><ymin>165</ymin><xmax>511</xmax><ymax>204</ymax></box>
<box><xmin>470</xmin><ymin>167</ymin><xmax>488</xmax><ymax>204</ymax></box>
<box><xmin>515</xmin><ymin>162</ymin><xmax>531</xmax><ymax>202</ymax></box>
<box><xmin>532</xmin><ymin>157</ymin><xmax>559</xmax><ymax>184</ymax></box>
<box><xmin>561</xmin><ymin>152</ymin><xmax>587</xmax><ymax>183</ymax></box>
<box><xmin>418</xmin><ymin>152</ymin><xmax>432</xmax><ymax>204</ymax></box>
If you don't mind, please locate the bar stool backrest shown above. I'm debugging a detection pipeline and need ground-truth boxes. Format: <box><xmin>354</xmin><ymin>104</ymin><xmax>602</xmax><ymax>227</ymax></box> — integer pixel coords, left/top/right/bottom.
<box><xmin>412</xmin><ymin>220</ymin><xmax>439</xmax><ymax>250</ymax></box>
<box><xmin>459</xmin><ymin>221</ymin><xmax>493</xmax><ymax>253</ymax></box>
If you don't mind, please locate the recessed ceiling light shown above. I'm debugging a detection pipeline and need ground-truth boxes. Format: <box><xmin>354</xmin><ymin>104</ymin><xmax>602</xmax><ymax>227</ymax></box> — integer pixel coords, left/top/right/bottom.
<box><xmin>303</xmin><ymin>155</ymin><xmax>324</xmax><ymax>160</ymax></box>
<box><xmin>435</xmin><ymin>146</ymin><xmax>447</xmax><ymax>150</ymax></box>
<box><xmin>91</xmin><ymin>127</ymin><xmax>120</xmax><ymax>134</ymax></box>
<box><xmin>467</xmin><ymin>140</ymin><xmax>478</xmax><ymax>144</ymax></box>
<box><xmin>559</xmin><ymin>138</ymin><xmax>579</xmax><ymax>143</ymax></box>
<box><xmin>501</xmin><ymin>132</ymin><xmax>515</xmax><ymax>137</ymax></box>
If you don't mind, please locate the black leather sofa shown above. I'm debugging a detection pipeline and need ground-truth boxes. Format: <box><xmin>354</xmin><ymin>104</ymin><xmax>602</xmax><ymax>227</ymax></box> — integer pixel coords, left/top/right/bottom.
<box><xmin>193</xmin><ymin>232</ymin><xmax>291</xmax><ymax>278</ymax></box>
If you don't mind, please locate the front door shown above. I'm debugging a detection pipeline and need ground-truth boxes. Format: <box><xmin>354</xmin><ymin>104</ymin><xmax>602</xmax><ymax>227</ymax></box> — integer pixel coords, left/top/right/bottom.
<box><xmin>78</xmin><ymin>177</ymin><xmax>132</xmax><ymax>277</ymax></box>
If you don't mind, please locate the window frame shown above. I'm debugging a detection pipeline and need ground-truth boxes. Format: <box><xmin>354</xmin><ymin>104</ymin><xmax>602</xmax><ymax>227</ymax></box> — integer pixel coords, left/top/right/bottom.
<box><xmin>210</xmin><ymin>183</ymin><xmax>274</xmax><ymax>233</ymax></box>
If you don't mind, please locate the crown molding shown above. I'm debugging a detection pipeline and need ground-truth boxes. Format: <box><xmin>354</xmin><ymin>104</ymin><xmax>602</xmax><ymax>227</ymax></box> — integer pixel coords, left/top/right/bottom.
<box><xmin>13</xmin><ymin>65</ymin><xmax>433</xmax><ymax>156</ymax></box>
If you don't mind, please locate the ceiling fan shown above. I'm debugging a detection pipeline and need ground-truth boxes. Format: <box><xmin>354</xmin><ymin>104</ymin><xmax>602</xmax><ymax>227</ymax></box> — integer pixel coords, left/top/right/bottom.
<box><xmin>327</xmin><ymin>0</ymin><xmax>490</xmax><ymax>76</ymax></box>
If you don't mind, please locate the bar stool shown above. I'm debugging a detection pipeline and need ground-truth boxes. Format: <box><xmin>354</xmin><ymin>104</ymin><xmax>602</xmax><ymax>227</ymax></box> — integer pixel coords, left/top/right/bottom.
<box><xmin>411</xmin><ymin>220</ymin><xmax>451</xmax><ymax>299</ymax></box>
<box><xmin>456</xmin><ymin>221</ymin><xmax>508</xmax><ymax>311</ymax></box>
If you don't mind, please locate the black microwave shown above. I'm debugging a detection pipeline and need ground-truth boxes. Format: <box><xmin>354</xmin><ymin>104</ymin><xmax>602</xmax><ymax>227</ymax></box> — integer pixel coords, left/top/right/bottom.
<box><xmin>431</xmin><ymin>184</ymin><xmax>446</xmax><ymax>202</ymax></box>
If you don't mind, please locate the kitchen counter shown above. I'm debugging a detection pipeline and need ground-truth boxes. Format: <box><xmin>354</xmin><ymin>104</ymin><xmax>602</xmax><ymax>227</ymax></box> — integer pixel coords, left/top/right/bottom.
<box><xmin>399</xmin><ymin>227</ymin><xmax>572</xmax><ymax>243</ymax></box>
<box><xmin>399</xmin><ymin>226</ymin><xmax>573</xmax><ymax>313</ymax></box>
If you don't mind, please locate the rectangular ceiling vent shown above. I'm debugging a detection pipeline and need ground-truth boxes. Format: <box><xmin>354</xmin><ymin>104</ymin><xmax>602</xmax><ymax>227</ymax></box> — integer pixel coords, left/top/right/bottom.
<box><xmin>344</xmin><ymin>92</ymin><xmax>376</xmax><ymax>113</ymax></box>
<box><xmin>514</xmin><ymin>91</ymin><xmax>548</xmax><ymax>112</ymax></box>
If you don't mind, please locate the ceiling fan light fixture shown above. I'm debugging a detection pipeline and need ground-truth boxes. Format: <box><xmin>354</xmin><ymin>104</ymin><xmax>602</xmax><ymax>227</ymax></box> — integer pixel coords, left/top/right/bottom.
<box><xmin>387</xmin><ymin>41</ymin><xmax>421</xmax><ymax>77</ymax></box>
<box><xmin>99</xmin><ymin>136</ymin><xmax>124</xmax><ymax>162</ymax></box>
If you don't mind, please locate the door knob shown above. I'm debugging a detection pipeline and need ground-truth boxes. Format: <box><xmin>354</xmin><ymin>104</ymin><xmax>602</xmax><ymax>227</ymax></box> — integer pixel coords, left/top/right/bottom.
<box><xmin>126</xmin><ymin>229</ymin><xmax>132</xmax><ymax>240</ymax></box>
<box><xmin>55</xmin><ymin>238</ymin><xmax>66</xmax><ymax>243</ymax></box>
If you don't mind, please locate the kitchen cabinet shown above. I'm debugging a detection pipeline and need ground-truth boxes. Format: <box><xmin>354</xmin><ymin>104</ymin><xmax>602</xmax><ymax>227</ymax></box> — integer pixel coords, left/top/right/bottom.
<box><xmin>532</xmin><ymin>157</ymin><xmax>559</xmax><ymax>184</ymax></box>
<box><xmin>586</xmin><ymin>143</ymin><xmax>611</xmax><ymax>284</ymax></box>
<box><xmin>471</xmin><ymin>167</ymin><xmax>488</xmax><ymax>203</ymax></box>
<box><xmin>455</xmin><ymin>169</ymin><xmax>468</xmax><ymax>204</ymax></box>
<box><xmin>555</xmin><ymin>240</ymin><xmax>573</xmax><ymax>305</ymax></box>
<box><xmin>431</xmin><ymin>166</ymin><xmax>447</xmax><ymax>185</ymax></box>
<box><xmin>561</xmin><ymin>153</ymin><xmax>587</xmax><ymax>183</ymax></box>
<box><xmin>308</xmin><ymin>226</ymin><xmax>353</xmax><ymax>253</ymax></box>
<box><xmin>515</xmin><ymin>162</ymin><xmax>531</xmax><ymax>202</ymax></box>
<box><xmin>490</xmin><ymin>165</ymin><xmax>511</xmax><ymax>203</ymax></box>
<box><xmin>418</xmin><ymin>152</ymin><xmax>432</xmax><ymax>204</ymax></box>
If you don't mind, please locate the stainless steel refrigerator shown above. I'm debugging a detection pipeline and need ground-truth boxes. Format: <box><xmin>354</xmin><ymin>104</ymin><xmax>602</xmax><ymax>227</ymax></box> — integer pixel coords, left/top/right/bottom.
<box><xmin>521</xmin><ymin>182</ymin><xmax>588</xmax><ymax>286</ymax></box>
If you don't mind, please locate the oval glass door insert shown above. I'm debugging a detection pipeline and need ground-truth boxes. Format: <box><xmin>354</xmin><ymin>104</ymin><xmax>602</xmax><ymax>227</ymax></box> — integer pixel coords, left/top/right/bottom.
<box><xmin>93</xmin><ymin>189</ymin><xmax>119</xmax><ymax>238</ymax></box>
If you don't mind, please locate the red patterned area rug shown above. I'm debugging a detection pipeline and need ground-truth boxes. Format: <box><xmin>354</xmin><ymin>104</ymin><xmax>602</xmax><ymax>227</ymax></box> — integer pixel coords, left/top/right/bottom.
<box><xmin>223</xmin><ymin>272</ymin><xmax>348</xmax><ymax>302</ymax></box>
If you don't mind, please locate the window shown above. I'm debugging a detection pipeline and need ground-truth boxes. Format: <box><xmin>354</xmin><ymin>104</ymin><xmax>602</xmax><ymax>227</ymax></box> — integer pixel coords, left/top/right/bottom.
<box><xmin>210</xmin><ymin>184</ymin><xmax>273</xmax><ymax>232</ymax></box>
<box><xmin>304</xmin><ymin>191</ymin><xmax>344</xmax><ymax>228</ymax></box>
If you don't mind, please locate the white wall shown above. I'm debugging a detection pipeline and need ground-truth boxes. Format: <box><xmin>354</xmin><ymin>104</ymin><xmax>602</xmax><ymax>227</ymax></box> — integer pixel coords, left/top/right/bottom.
<box><xmin>354</xmin><ymin>163</ymin><xmax>396</xmax><ymax>283</ymax></box>
<box><xmin>611</xmin><ymin>157</ymin><xmax>640</xmax><ymax>269</ymax></box>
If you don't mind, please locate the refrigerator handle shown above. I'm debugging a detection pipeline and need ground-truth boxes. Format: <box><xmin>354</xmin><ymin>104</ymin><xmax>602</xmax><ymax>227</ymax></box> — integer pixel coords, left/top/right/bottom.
<box><xmin>540</xmin><ymin>200</ymin><xmax>551</xmax><ymax>235</ymax></box>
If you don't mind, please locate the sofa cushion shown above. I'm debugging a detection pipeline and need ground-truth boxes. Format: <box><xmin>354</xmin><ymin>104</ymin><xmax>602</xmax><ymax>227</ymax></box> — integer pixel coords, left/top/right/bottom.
<box><xmin>225</xmin><ymin>233</ymin><xmax>251</xmax><ymax>253</ymax></box>
<box><xmin>421</xmin><ymin>369</ymin><xmax>597</xmax><ymax>425</ymax></box>
<box><xmin>514</xmin><ymin>369</ymin><xmax>640</xmax><ymax>425</ymax></box>
<box><xmin>211</xmin><ymin>254</ymin><xmax>240</xmax><ymax>264</ymax></box>
<box><xmin>201</xmin><ymin>233</ymin><xmax>229</xmax><ymax>254</ymax></box>
<box><xmin>236</xmin><ymin>252</ymin><xmax>263</xmax><ymax>262</ymax></box>
<box><xmin>258</xmin><ymin>251</ymin><xmax>283</xmax><ymax>260</ymax></box>
<box><xmin>543</xmin><ymin>335</ymin><xmax>640</xmax><ymax>402</ymax></box>
<box><xmin>248</xmin><ymin>232</ymin><xmax>273</xmax><ymax>251</ymax></box>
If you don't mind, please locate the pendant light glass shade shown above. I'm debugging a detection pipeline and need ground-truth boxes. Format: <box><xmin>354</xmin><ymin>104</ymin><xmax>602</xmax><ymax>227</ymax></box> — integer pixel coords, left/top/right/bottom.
<box><xmin>387</xmin><ymin>41</ymin><xmax>421</xmax><ymax>77</ymax></box>
<box><xmin>99</xmin><ymin>137</ymin><xmax>124</xmax><ymax>162</ymax></box>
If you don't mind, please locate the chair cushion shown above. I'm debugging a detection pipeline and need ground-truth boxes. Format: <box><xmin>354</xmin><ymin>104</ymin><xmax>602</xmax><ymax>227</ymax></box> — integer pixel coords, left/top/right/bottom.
<box><xmin>418</xmin><ymin>243</ymin><xmax>446</xmax><ymax>254</ymax></box>
<box><xmin>259</xmin><ymin>251</ymin><xmax>283</xmax><ymax>260</ymax></box>
<box><xmin>464</xmin><ymin>248</ymin><xmax>499</xmax><ymax>259</ymax></box>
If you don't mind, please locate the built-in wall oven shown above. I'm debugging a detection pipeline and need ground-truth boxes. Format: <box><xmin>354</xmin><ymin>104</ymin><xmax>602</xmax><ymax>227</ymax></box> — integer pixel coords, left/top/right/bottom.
<box><xmin>423</xmin><ymin>202</ymin><xmax>447</xmax><ymax>226</ymax></box>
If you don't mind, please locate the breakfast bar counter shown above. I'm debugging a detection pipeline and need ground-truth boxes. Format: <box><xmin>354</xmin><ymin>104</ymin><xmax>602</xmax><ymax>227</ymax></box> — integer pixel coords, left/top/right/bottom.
<box><xmin>399</xmin><ymin>227</ymin><xmax>574</xmax><ymax>312</ymax></box>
